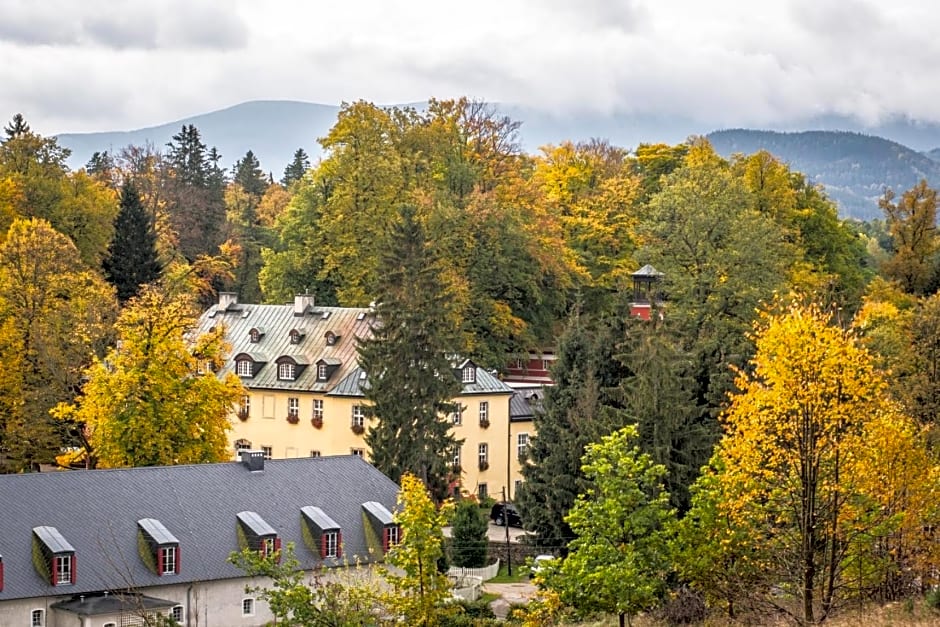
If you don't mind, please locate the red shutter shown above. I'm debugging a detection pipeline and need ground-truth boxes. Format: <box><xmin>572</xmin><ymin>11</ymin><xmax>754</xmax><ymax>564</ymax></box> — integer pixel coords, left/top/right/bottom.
<box><xmin>336</xmin><ymin>531</ymin><xmax>343</xmax><ymax>559</ymax></box>
<box><xmin>320</xmin><ymin>534</ymin><xmax>326</xmax><ymax>559</ymax></box>
<box><xmin>71</xmin><ymin>553</ymin><xmax>76</xmax><ymax>585</ymax></box>
<box><xmin>176</xmin><ymin>544</ymin><xmax>181</xmax><ymax>574</ymax></box>
<box><xmin>50</xmin><ymin>557</ymin><xmax>56</xmax><ymax>586</ymax></box>
<box><xmin>382</xmin><ymin>528</ymin><xmax>389</xmax><ymax>553</ymax></box>
<box><xmin>274</xmin><ymin>537</ymin><xmax>282</xmax><ymax>563</ymax></box>
<box><xmin>157</xmin><ymin>546</ymin><xmax>164</xmax><ymax>576</ymax></box>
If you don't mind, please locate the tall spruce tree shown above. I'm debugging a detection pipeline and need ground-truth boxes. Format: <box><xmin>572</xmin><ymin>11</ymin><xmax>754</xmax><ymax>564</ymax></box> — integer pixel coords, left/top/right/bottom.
<box><xmin>516</xmin><ymin>311</ymin><xmax>629</xmax><ymax>551</ymax></box>
<box><xmin>233</xmin><ymin>150</ymin><xmax>267</xmax><ymax>197</ymax></box>
<box><xmin>615</xmin><ymin>313</ymin><xmax>709</xmax><ymax>512</ymax></box>
<box><xmin>3</xmin><ymin>113</ymin><xmax>30</xmax><ymax>139</ymax></box>
<box><xmin>359</xmin><ymin>205</ymin><xmax>462</xmax><ymax>501</ymax></box>
<box><xmin>164</xmin><ymin>125</ymin><xmax>226</xmax><ymax>260</ymax></box>
<box><xmin>103</xmin><ymin>180</ymin><xmax>161</xmax><ymax>302</ymax></box>
<box><xmin>281</xmin><ymin>148</ymin><xmax>310</xmax><ymax>186</ymax></box>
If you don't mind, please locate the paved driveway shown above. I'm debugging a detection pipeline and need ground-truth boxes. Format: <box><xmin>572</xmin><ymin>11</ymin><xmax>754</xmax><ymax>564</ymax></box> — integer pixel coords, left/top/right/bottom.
<box><xmin>483</xmin><ymin>581</ymin><xmax>538</xmax><ymax>618</ymax></box>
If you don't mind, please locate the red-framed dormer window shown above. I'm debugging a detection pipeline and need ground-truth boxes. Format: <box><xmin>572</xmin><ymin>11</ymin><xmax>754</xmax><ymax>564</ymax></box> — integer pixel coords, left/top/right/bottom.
<box><xmin>261</xmin><ymin>536</ymin><xmax>282</xmax><ymax>562</ymax></box>
<box><xmin>53</xmin><ymin>553</ymin><xmax>75</xmax><ymax>586</ymax></box>
<box><xmin>157</xmin><ymin>544</ymin><xmax>180</xmax><ymax>576</ymax></box>
<box><xmin>382</xmin><ymin>525</ymin><xmax>400</xmax><ymax>553</ymax></box>
<box><xmin>321</xmin><ymin>531</ymin><xmax>342</xmax><ymax>559</ymax></box>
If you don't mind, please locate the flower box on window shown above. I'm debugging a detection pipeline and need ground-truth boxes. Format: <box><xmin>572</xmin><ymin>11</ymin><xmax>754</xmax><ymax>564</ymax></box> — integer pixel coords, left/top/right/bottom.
<box><xmin>478</xmin><ymin>460</ymin><xmax>489</xmax><ymax>471</ymax></box>
<box><xmin>311</xmin><ymin>416</ymin><xmax>323</xmax><ymax>429</ymax></box>
<box><xmin>287</xmin><ymin>414</ymin><xmax>299</xmax><ymax>425</ymax></box>
<box><xmin>351</xmin><ymin>424</ymin><xmax>365</xmax><ymax>435</ymax></box>
<box><xmin>237</xmin><ymin>409</ymin><xmax>249</xmax><ymax>422</ymax></box>
<box><xmin>479</xmin><ymin>418</ymin><xmax>490</xmax><ymax>429</ymax></box>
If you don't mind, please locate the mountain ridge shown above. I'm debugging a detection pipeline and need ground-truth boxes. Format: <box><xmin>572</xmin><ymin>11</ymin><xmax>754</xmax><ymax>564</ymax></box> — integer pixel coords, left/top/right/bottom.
<box><xmin>54</xmin><ymin>100</ymin><xmax>940</xmax><ymax>220</ymax></box>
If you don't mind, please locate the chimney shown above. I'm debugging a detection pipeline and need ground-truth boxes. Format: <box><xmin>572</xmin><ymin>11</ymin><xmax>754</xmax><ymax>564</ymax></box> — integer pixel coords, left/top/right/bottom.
<box><xmin>294</xmin><ymin>293</ymin><xmax>315</xmax><ymax>316</ymax></box>
<box><xmin>218</xmin><ymin>292</ymin><xmax>238</xmax><ymax>311</ymax></box>
<box><xmin>241</xmin><ymin>450</ymin><xmax>264</xmax><ymax>472</ymax></box>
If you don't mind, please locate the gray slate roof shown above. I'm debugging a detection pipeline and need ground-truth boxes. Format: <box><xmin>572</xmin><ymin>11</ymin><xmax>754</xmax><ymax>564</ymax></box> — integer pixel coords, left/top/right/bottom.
<box><xmin>201</xmin><ymin>299</ymin><xmax>373</xmax><ymax>393</ymax></box>
<box><xmin>198</xmin><ymin>295</ymin><xmax>513</xmax><ymax>398</ymax></box>
<box><xmin>509</xmin><ymin>386</ymin><xmax>544</xmax><ymax>422</ymax></box>
<box><xmin>0</xmin><ymin>456</ymin><xmax>399</xmax><ymax>601</ymax></box>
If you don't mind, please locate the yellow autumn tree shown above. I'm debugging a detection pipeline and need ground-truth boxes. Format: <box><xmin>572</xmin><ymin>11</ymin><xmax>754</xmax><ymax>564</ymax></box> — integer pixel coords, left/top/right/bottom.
<box><xmin>704</xmin><ymin>301</ymin><xmax>937</xmax><ymax>624</ymax></box>
<box><xmin>56</xmin><ymin>273</ymin><xmax>243</xmax><ymax>467</ymax></box>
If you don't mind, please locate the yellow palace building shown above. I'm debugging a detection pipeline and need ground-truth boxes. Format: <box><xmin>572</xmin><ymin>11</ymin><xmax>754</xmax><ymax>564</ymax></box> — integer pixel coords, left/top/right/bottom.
<box><xmin>197</xmin><ymin>293</ymin><xmax>531</xmax><ymax>501</ymax></box>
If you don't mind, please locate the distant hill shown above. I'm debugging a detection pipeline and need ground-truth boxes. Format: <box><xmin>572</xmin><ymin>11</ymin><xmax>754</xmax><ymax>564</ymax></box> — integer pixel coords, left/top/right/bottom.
<box><xmin>708</xmin><ymin>129</ymin><xmax>940</xmax><ymax>220</ymax></box>
<box><xmin>56</xmin><ymin>101</ymin><xmax>342</xmax><ymax>179</ymax></box>
<box><xmin>54</xmin><ymin>100</ymin><xmax>940</xmax><ymax>220</ymax></box>
<box><xmin>55</xmin><ymin>100</ymin><xmax>706</xmax><ymax>177</ymax></box>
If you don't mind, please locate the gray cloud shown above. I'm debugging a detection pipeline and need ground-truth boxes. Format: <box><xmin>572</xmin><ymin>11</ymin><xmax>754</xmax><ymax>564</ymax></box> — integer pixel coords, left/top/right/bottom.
<box><xmin>0</xmin><ymin>0</ymin><xmax>247</xmax><ymax>50</ymax></box>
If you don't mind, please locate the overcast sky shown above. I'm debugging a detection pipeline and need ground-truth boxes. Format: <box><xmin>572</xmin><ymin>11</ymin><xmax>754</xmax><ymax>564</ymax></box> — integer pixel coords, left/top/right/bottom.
<box><xmin>2</xmin><ymin>0</ymin><xmax>938</xmax><ymax>135</ymax></box>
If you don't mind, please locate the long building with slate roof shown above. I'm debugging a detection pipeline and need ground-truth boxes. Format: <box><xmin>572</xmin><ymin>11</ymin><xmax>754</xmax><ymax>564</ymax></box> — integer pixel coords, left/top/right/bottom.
<box><xmin>196</xmin><ymin>293</ymin><xmax>530</xmax><ymax>503</ymax></box>
<box><xmin>0</xmin><ymin>454</ymin><xmax>399</xmax><ymax>627</ymax></box>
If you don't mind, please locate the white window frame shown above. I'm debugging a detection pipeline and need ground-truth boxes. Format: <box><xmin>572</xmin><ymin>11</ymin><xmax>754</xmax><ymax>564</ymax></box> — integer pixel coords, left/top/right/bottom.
<box><xmin>351</xmin><ymin>448</ymin><xmax>365</xmax><ymax>457</ymax></box>
<box><xmin>386</xmin><ymin>525</ymin><xmax>400</xmax><ymax>547</ymax></box>
<box><xmin>317</xmin><ymin>363</ymin><xmax>328</xmax><ymax>380</ymax></box>
<box><xmin>478</xmin><ymin>443</ymin><xmax>488</xmax><ymax>467</ymax></box>
<box><xmin>56</xmin><ymin>554</ymin><xmax>72</xmax><ymax>584</ymax></box>
<box><xmin>452</xmin><ymin>446</ymin><xmax>461</xmax><ymax>469</ymax></box>
<box><xmin>452</xmin><ymin>404</ymin><xmax>462</xmax><ymax>425</ymax></box>
<box><xmin>160</xmin><ymin>545</ymin><xmax>177</xmax><ymax>575</ymax></box>
<box><xmin>324</xmin><ymin>531</ymin><xmax>339</xmax><ymax>558</ymax></box>
<box><xmin>278</xmin><ymin>362</ymin><xmax>296</xmax><ymax>381</ymax></box>
<box><xmin>313</xmin><ymin>399</ymin><xmax>324</xmax><ymax>420</ymax></box>
<box><xmin>171</xmin><ymin>605</ymin><xmax>184</xmax><ymax>623</ymax></box>
<box><xmin>288</xmin><ymin>397</ymin><xmax>300</xmax><ymax>418</ymax></box>
<box><xmin>478</xmin><ymin>483</ymin><xmax>488</xmax><ymax>499</ymax></box>
<box><xmin>462</xmin><ymin>365</ymin><xmax>475</xmax><ymax>383</ymax></box>
<box><xmin>261</xmin><ymin>446</ymin><xmax>273</xmax><ymax>460</ymax></box>
<box><xmin>351</xmin><ymin>405</ymin><xmax>365</xmax><ymax>428</ymax></box>
<box><xmin>240</xmin><ymin>394</ymin><xmax>251</xmax><ymax>415</ymax></box>
<box><xmin>236</xmin><ymin>359</ymin><xmax>253</xmax><ymax>377</ymax></box>
<box><xmin>310</xmin><ymin>450</ymin><xmax>321</xmax><ymax>457</ymax></box>
<box><xmin>517</xmin><ymin>433</ymin><xmax>529</xmax><ymax>458</ymax></box>
<box><xmin>479</xmin><ymin>401</ymin><xmax>489</xmax><ymax>424</ymax></box>
<box><xmin>31</xmin><ymin>609</ymin><xmax>44</xmax><ymax>627</ymax></box>
<box><xmin>242</xmin><ymin>597</ymin><xmax>255</xmax><ymax>617</ymax></box>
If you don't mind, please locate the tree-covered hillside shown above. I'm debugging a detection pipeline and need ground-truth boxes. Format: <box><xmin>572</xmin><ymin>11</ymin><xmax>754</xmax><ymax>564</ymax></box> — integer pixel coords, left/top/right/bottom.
<box><xmin>709</xmin><ymin>129</ymin><xmax>940</xmax><ymax>220</ymax></box>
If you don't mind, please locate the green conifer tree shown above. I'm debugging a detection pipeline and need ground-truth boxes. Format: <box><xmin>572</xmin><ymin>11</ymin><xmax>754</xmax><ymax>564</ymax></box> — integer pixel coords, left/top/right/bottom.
<box><xmin>103</xmin><ymin>180</ymin><xmax>161</xmax><ymax>302</ymax></box>
<box><xmin>450</xmin><ymin>498</ymin><xmax>489</xmax><ymax>567</ymax></box>
<box><xmin>281</xmin><ymin>148</ymin><xmax>310</xmax><ymax>187</ymax></box>
<box><xmin>359</xmin><ymin>205</ymin><xmax>462</xmax><ymax>502</ymax></box>
<box><xmin>233</xmin><ymin>150</ymin><xmax>267</xmax><ymax>197</ymax></box>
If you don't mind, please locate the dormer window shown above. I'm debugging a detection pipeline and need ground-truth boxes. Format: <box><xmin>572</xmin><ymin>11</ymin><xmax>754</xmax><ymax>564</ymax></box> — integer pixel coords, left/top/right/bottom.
<box><xmin>362</xmin><ymin>501</ymin><xmax>399</xmax><ymax>555</ymax></box>
<box><xmin>249</xmin><ymin>327</ymin><xmax>265</xmax><ymax>343</ymax></box>
<box><xmin>289</xmin><ymin>329</ymin><xmax>305</xmax><ymax>345</ymax></box>
<box><xmin>33</xmin><ymin>526</ymin><xmax>75</xmax><ymax>587</ymax></box>
<box><xmin>325</xmin><ymin>331</ymin><xmax>339</xmax><ymax>346</ymax></box>
<box><xmin>316</xmin><ymin>358</ymin><xmax>341</xmax><ymax>382</ymax></box>
<box><xmin>278</xmin><ymin>363</ymin><xmax>295</xmax><ymax>380</ymax></box>
<box><xmin>462</xmin><ymin>365</ymin><xmax>475</xmax><ymax>384</ymax></box>
<box><xmin>301</xmin><ymin>506</ymin><xmax>343</xmax><ymax>560</ymax></box>
<box><xmin>237</xmin><ymin>511</ymin><xmax>281</xmax><ymax>562</ymax></box>
<box><xmin>138</xmin><ymin>519</ymin><xmax>180</xmax><ymax>576</ymax></box>
<box><xmin>275</xmin><ymin>355</ymin><xmax>308</xmax><ymax>382</ymax></box>
<box><xmin>234</xmin><ymin>353</ymin><xmax>267</xmax><ymax>378</ymax></box>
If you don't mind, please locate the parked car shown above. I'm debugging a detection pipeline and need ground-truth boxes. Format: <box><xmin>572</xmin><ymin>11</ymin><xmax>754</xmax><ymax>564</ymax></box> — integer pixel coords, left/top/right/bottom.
<box><xmin>490</xmin><ymin>501</ymin><xmax>523</xmax><ymax>527</ymax></box>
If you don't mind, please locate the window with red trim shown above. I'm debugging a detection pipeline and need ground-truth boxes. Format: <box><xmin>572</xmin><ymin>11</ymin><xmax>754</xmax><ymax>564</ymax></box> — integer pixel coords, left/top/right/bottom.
<box><xmin>383</xmin><ymin>525</ymin><xmax>400</xmax><ymax>553</ymax></box>
<box><xmin>321</xmin><ymin>531</ymin><xmax>341</xmax><ymax>559</ymax></box>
